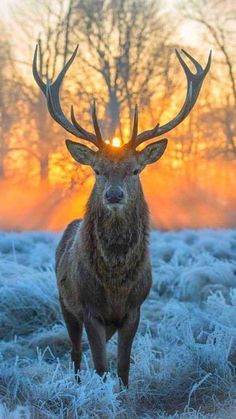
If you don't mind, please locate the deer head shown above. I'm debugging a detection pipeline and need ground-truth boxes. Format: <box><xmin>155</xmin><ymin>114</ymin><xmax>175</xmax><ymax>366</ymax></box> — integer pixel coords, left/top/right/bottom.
<box><xmin>33</xmin><ymin>45</ymin><xmax>211</xmax><ymax>210</ymax></box>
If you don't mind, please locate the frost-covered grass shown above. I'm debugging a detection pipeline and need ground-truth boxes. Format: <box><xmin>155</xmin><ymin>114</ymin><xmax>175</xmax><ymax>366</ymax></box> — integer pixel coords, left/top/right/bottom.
<box><xmin>0</xmin><ymin>229</ymin><xmax>236</xmax><ymax>418</ymax></box>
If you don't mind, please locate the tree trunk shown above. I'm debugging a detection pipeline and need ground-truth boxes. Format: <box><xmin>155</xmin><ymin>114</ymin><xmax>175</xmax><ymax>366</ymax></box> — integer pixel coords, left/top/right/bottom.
<box><xmin>35</xmin><ymin>94</ymin><xmax>50</xmax><ymax>182</ymax></box>
<box><xmin>0</xmin><ymin>157</ymin><xmax>5</xmax><ymax>178</ymax></box>
<box><xmin>39</xmin><ymin>155</ymin><xmax>49</xmax><ymax>182</ymax></box>
<box><xmin>105</xmin><ymin>90</ymin><xmax>120</xmax><ymax>139</ymax></box>
<box><xmin>0</xmin><ymin>135</ymin><xmax>6</xmax><ymax>178</ymax></box>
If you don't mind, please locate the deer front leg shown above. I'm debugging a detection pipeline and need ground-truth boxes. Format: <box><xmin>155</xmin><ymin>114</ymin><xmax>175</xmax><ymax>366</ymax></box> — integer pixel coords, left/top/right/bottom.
<box><xmin>83</xmin><ymin>311</ymin><xmax>108</xmax><ymax>378</ymax></box>
<box><xmin>117</xmin><ymin>308</ymin><xmax>140</xmax><ymax>387</ymax></box>
<box><xmin>60</xmin><ymin>297</ymin><xmax>83</xmax><ymax>381</ymax></box>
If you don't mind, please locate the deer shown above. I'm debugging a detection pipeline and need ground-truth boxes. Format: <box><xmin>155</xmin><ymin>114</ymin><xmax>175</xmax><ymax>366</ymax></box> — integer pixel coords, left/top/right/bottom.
<box><xmin>33</xmin><ymin>46</ymin><xmax>211</xmax><ymax>387</ymax></box>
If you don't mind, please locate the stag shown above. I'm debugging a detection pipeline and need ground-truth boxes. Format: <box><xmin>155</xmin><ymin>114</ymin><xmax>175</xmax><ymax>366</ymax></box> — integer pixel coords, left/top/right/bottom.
<box><xmin>33</xmin><ymin>46</ymin><xmax>211</xmax><ymax>386</ymax></box>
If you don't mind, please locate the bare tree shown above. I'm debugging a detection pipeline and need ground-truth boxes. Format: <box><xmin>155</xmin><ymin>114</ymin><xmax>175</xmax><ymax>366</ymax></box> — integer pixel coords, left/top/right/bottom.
<box><xmin>0</xmin><ymin>22</ymin><xmax>24</xmax><ymax>178</ymax></box>
<box><xmin>179</xmin><ymin>0</ymin><xmax>236</xmax><ymax>158</ymax></box>
<box><xmin>10</xmin><ymin>0</ymin><xmax>77</xmax><ymax>181</ymax></box>
<box><xmin>9</xmin><ymin>0</ymin><xmax>177</xmax><ymax>177</ymax></box>
<box><xmin>71</xmin><ymin>0</ymin><xmax>175</xmax><ymax>140</ymax></box>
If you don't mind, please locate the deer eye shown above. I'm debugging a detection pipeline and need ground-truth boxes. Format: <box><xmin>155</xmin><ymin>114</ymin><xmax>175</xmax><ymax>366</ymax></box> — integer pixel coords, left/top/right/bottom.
<box><xmin>94</xmin><ymin>170</ymin><xmax>100</xmax><ymax>175</ymax></box>
<box><xmin>133</xmin><ymin>169</ymin><xmax>139</xmax><ymax>175</ymax></box>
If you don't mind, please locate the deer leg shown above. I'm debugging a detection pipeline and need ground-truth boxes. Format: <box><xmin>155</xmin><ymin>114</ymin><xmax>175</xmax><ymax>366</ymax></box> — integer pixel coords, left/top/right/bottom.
<box><xmin>117</xmin><ymin>308</ymin><xmax>140</xmax><ymax>387</ymax></box>
<box><xmin>83</xmin><ymin>313</ymin><xmax>108</xmax><ymax>378</ymax></box>
<box><xmin>60</xmin><ymin>298</ymin><xmax>83</xmax><ymax>381</ymax></box>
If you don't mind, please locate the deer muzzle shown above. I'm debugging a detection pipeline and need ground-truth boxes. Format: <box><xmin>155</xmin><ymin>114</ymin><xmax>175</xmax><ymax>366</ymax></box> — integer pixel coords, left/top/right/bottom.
<box><xmin>104</xmin><ymin>185</ymin><xmax>125</xmax><ymax>207</ymax></box>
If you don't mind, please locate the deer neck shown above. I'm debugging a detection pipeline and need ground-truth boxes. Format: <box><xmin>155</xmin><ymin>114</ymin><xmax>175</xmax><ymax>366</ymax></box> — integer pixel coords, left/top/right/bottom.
<box><xmin>82</xmin><ymin>181</ymin><xmax>149</xmax><ymax>268</ymax></box>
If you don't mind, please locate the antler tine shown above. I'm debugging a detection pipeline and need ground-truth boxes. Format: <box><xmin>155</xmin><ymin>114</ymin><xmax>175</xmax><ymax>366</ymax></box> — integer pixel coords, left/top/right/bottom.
<box><xmin>33</xmin><ymin>44</ymin><xmax>47</xmax><ymax>95</ymax></box>
<box><xmin>47</xmin><ymin>84</ymin><xmax>94</xmax><ymax>142</ymax></box>
<box><xmin>129</xmin><ymin>105</ymin><xmax>139</xmax><ymax>145</ymax></box>
<box><xmin>134</xmin><ymin>50</ymin><xmax>212</xmax><ymax>147</ymax></box>
<box><xmin>33</xmin><ymin>44</ymin><xmax>83</xmax><ymax>139</ymax></box>
<box><xmin>180</xmin><ymin>49</ymin><xmax>203</xmax><ymax>73</ymax></box>
<box><xmin>70</xmin><ymin>105</ymin><xmax>94</xmax><ymax>140</ymax></box>
<box><xmin>53</xmin><ymin>45</ymin><xmax>79</xmax><ymax>90</ymax></box>
<box><xmin>46</xmin><ymin>45</ymin><xmax>98</xmax><ymax>145</ymax></box>
<box><xmin>92</xmin><ymin>99</ymin><xmax>103</xmax><ymax>145</ymax></box>
<box><xmin>32</xmin><ymin>44</ymin><xmax>101</xmax><ymax>147</ymax></box>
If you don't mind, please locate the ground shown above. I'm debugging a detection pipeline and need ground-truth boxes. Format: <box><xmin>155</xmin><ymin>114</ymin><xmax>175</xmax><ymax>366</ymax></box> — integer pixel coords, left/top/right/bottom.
<box><xmin>0</xmin><ymin>229</ymin><xmax>236</xmax><ymax>418</ymax></box>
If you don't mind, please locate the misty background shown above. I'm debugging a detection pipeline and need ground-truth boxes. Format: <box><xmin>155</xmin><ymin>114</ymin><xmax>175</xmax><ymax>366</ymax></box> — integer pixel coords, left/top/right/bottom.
<box><xmin>0</xmin><ymin>0</ymin><xmax>235</xmax><ymax>230</ymax></box>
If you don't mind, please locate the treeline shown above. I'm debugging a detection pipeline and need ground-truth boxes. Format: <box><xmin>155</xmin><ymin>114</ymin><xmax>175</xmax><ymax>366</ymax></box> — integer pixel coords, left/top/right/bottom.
<box><xmin>0</xmin><ymin>0</ymin><xmax>235</xmax><ymax>187</ymax></box>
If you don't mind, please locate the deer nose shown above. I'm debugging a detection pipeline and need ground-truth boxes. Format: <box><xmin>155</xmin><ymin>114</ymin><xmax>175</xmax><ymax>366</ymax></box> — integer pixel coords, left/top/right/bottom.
<box><xmin>105</xmin><ymin>186</ymin><xmax>124</xmax><ymax>204</ymax></box>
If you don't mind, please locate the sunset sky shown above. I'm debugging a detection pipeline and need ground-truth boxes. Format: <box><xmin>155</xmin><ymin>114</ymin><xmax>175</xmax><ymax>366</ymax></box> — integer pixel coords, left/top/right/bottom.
<box><xmin>0</xmin><ymin>0</ymin><xmax>235</xmax><ymax>230</ymax></box>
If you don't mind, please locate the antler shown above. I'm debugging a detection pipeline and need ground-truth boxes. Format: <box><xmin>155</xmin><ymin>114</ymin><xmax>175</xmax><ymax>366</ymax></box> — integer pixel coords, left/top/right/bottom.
<box><xmin>32</xmin><ymin>44</ymin><xmax>104</xmax><ymax>148</ymax></box>
<box><xmin>129</xmin><ymin>49</ymin><xmax>212</xmax><ymax>148</ymax></box>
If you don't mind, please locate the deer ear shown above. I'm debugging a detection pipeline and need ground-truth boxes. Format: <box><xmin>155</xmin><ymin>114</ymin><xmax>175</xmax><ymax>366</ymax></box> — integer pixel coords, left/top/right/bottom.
<box><xmin>137</xmin><ymin>139</ymin><xmax>168</xmax><ymax>166</ymax></box>
<box><xmin>65</xmin><ymin>140</ymin><xmax>97</xmax><ymax>166</ymax></box>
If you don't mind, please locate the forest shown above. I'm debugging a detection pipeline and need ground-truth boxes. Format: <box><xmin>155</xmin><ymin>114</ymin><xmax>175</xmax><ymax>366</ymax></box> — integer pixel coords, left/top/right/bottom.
<box><xmin>0</xmin><ymin>0</ymin><xmax>235</xmax><ymax>230</ymax></box>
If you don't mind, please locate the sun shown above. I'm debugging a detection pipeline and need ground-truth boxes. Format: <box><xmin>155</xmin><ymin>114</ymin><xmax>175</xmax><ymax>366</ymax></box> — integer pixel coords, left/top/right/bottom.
<box><xmin>111</xmin><ymin>137</ymin><xmax>122</xmax><ymax>147</ymax></box>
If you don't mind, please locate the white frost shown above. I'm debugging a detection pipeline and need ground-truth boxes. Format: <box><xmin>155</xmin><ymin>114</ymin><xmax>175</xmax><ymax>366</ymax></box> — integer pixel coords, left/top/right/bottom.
<box><xmin>0</xmin><ymin>229</ymin><xmax>236</xmax><ymax>418</ymax></box>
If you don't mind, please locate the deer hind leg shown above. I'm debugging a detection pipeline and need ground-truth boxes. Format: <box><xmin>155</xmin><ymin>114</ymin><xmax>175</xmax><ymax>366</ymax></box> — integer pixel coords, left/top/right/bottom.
<box><xmin>83</xmin><ymin>312</ymin><xmax>108</xmax><ymax>378</ymax></box>
<box><xmin>60</xmin><ymin>297</ymin><xmax>83</xmax><ymax>381</ymax></box>
<box><xmin>117</xmin><ymin>308</ymin><xmax>140</xmax><ymax>387</ymax></box>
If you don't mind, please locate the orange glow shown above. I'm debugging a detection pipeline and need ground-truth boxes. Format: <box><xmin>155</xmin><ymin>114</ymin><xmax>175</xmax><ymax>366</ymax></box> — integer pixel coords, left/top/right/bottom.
<box><xmin>0</xmin><ymin>158</ymin><xmax>235</xmax><ymax>231</ymax></box>
<box><xmin>111</xmin><ymin>137</ymin><xmax>122</xmax><ymax>147</ymax></box>
<box><xmin>0</xmin><ymin>58</ymin><xmax>234</xmax><ymax>231</ymax></box>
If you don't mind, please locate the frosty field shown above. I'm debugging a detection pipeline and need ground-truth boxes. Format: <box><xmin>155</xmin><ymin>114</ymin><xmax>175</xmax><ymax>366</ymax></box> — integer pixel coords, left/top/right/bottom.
<box><xmin>0</xmin><ymin>229</ymin><xmax>236</xmax><ymax>418</ymax></box>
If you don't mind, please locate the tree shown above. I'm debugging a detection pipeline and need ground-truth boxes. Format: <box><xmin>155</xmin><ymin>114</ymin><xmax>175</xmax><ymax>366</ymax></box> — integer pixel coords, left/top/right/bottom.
<box><xmin>71</xmin><ymin>0</ymin><xmax>174</xmax><ymax>141</ymax></box>
<box><xmin>0</xmin><ymin>23</ymin><xmax>24</xmax><ymax>178</ymax></box>
<box><xmin>11</xmin><ymin>0</ymin><xmax>77</xmax><ymax>181</ymax></box>
<box><xmin>179</xmin><ymin>0</ymin><xmax>236</xmax><ymax>158</ymax></box>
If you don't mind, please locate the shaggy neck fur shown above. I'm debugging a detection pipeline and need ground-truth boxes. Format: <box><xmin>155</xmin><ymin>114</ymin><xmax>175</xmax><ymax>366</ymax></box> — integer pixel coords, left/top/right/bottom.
<box><xmin>80</xmin><ymin>180</ymin><xmax>150</xmax><ymax>286</ymax></box>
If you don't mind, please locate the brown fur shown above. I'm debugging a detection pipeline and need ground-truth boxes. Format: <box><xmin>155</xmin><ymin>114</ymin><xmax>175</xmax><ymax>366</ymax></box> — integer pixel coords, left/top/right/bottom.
<box><xmin>55</xmin><ymin>146</ymin><xmax>158</xmax><ymax>386</ymax></box>
<box><xmin>33</xmin><ymin>43</ymin><xmax>209</xmax><ymax>387</ymax></box>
